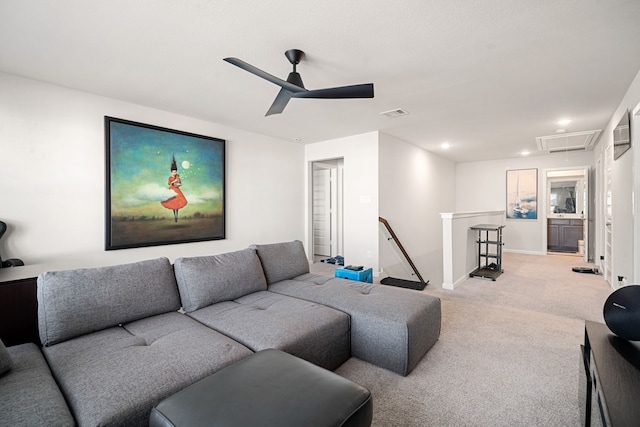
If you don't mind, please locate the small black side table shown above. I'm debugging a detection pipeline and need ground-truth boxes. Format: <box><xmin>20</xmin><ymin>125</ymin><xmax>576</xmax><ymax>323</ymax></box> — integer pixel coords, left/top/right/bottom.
<box><xmin>469</xmin><ymin>224</ymin><xmax>505</xmax><ymax>281</ymax></box>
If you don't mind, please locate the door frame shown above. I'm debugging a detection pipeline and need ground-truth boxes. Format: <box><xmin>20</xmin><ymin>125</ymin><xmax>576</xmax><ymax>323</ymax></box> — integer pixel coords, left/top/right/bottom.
<box><xmin>633</xmin><ymin>104</ymin><xmax>640</xmax><ymax>283</ymax></box>
<box><xmin>312</xmin><ymin>167</ymin><xmax>333</xmax><ymax>257</ymax></box>
<box><xmin>604</xmin><ymin>144</ymin><xmax>613</xmax><ymax>285</ymax></box>
<box><xmin>310</xmin><ymin>158</ymin><xmax>343</xmax><ymax>259</ymax></box>
<box><xmin>542</xmin><ymin>166</ymin><xmax>590</xmax><ymax>262</ymax></box>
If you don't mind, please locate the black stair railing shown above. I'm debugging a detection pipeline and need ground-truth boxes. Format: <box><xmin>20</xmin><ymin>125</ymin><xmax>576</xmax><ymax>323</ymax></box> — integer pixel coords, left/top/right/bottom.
<box><xmin>378</xmin><ymin>217</ymin><xmax>428</xmax><ymax>290</ymax></box>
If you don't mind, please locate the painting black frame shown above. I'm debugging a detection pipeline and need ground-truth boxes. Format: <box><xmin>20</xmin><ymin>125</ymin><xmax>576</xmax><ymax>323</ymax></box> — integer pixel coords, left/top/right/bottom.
<box><xmin>613</xmin><ymin>109</ymin><xmax>631</xmax><ymax>160</ymax></box>
<box><xmin>105</xmin><ymin>117</ymin><xmax>225</xmax><ymax>250</ymax></box>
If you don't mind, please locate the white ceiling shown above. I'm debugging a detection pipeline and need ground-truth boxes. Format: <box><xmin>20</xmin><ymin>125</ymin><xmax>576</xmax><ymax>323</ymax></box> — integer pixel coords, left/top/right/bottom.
<box><xmin>1</xmin><ymin>0</ymin><xmax>639</xmax><ymax>163</ymax></box>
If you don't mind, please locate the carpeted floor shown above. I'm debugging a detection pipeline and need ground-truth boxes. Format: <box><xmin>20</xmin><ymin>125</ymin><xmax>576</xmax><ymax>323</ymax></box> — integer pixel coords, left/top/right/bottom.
<box><xmin>313</xmin><ymin>252</ymin><xmax>613</xmax><ymax>426</ymax></box>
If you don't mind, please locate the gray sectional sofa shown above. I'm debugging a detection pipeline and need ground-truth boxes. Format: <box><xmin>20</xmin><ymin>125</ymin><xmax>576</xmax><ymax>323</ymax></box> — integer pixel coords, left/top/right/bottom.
<box><xmin>0</xmin><ymin>240</ymin><xmax>441</xmax><ymax>426</ymax></box>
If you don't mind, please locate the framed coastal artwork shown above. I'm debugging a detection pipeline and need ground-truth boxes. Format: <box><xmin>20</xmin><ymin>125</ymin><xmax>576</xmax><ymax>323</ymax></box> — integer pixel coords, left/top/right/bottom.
<box><xmin>105</xmin><ymin>117</ymin><xmax>225</xmax><ymax>250</ymax></box>
<box><xmin>506</xmin><ymin>168</ymin><xmax>537</xmax><ymax>220</ymax></box>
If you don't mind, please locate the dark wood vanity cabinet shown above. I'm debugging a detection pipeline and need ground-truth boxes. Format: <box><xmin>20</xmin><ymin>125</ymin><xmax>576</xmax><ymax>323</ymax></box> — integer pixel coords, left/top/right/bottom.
<box><xmin>547</xmin><ymin>218</ymin><xmax>583</xmax><ymax>252</ymax></box>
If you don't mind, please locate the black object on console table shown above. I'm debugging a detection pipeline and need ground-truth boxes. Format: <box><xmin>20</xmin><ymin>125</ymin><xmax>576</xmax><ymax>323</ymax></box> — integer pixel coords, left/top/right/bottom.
<box><xmin>580</xmin><ymin>320</ymin><xmax>640</xmax><ymax>427</ymax></box>
<box><xmin>0</xmin><ymin>220</ymin><xmax>25</xmax><ymax>268</ymax></box>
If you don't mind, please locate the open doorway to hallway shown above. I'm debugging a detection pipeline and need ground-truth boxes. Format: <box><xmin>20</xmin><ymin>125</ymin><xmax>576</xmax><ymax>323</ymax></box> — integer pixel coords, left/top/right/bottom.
<box><xmin>311</xmin><ymin>159</ymin><xmax>343</xmax><ymax>262</ymax></box>
<box><xmin>544</xmin><ymin>167</ymin><xmax>590</xmax><ymax>262</ymax></box>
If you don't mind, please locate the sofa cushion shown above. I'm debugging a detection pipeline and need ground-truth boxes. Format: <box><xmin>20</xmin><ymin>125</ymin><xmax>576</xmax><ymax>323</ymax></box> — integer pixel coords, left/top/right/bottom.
<box><xmin>269</xmin><ymin>278</ymin><xmax>441</xmax><ymax>376</ymax></box>
<box><xmin>0</xmin><ymin>339</ymin><xmax>12</xmax><ymax>376</ymax></box>
<box><xmin>37</xmin><ymin>257</ymin><xmax>181</xmax><ymax>346</ymax></box>
<box><xmin>187</xmin><ymin>290</ymin><xmax>351</xmax><ymax>371</ymax></box>
<box><xmin>0</xmin><ymin>343</ymin><xmax>75</xmax><ymax>426</ymax></box>
<box><xmin>43</xmin><ymin>312</ymin><xmax>253</xmax><ymax>427</ymax></box>
<box><xmin>174</xmin><ymin>248</ymin><xmax>268</xmax><ymax>312</ymax></box>
<box><xmin>250</xmin><ymin>240</ymin><xmax>309</xmax><ymax>285</ymax></box>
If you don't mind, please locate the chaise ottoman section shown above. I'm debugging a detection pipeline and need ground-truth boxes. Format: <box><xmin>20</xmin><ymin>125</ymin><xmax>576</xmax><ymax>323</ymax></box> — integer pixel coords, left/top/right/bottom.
<box><xmin>270</xmin><ymin>277</ymin><xmax>441</xmax><ymax>376</ymax></box>
<box><xmin>250</xmin><ymin>241</ymin><xmax>441</xmax><ymax>376</ymax></box>
<box><xmin>0</xmin><ymin>341</ymin><xmax>75</xmax><ymax>426</ymax></box>
<box><xmin>175</xmin><ymin>249</ymin><xmax>351</xmax><ymax>371</ymax></box>
<box><xmin>149</xmin><ymin>349</ymin><xmax>373</xmax><ymax>427</ymax></box>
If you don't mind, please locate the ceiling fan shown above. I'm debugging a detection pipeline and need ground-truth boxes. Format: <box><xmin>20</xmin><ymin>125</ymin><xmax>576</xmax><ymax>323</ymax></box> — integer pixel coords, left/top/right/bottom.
<box><xmin>223</xmin><ymin>49</ymin><xmax>374</xmax><ymax>116</ymax></box>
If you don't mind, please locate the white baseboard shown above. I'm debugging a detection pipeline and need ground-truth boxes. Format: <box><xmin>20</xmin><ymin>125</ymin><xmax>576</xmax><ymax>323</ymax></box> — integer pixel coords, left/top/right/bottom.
<box><xmin>442</xmin><ymin>272</ymin><xmax>474</xmax><ymax>290</ymax></box>
<box><xmin>503</xmin><ymin>249</ymin><xmax>546</xmax><ymax>256</ymax></box>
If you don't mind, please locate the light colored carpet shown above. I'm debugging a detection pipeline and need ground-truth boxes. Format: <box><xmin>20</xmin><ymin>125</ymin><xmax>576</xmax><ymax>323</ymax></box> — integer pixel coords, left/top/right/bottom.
<box><xmin>313</xmin><ymin>253</ymin><xmax>612</xmax><ymax>426</ymax></box>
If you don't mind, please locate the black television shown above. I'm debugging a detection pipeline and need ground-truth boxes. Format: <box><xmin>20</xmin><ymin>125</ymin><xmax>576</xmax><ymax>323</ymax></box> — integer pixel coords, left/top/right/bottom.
<box><xmin>613</xmin><ymin>109</ymin><xmax>631</xmax><ymax>160</ymax></box>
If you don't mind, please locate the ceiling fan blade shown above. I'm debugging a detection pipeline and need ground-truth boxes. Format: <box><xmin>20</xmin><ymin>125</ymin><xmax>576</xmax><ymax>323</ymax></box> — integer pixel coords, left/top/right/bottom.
<box><xmin>293</xmin><ymin>83</ymin><xmax>374</xmax><ymax>99</ymax></box>
<box><xmin>265</xmin><ymin>88</ymin><xmax>293</xmax><ymax>116</ymax></box>
<box><xmin>224</xmin><ymin>57</ymin><xmax>306</xmax><ymax>93</ymax></box>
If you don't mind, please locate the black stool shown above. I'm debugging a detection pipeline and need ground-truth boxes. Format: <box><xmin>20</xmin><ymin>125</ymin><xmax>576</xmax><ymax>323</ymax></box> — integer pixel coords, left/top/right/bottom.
<box><xmin>149</xmin><ymin>348</ymin><xmax>372</xmax><ymax>427</ymax></box>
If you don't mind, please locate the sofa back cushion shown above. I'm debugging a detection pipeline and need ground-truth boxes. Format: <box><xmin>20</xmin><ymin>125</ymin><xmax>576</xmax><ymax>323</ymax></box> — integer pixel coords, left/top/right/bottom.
<box><xmin>37</xmin><ymin>257</ymin><xmax>180</xmax><ymax>346</ymax></box>
<box><xmin>174</xmin><ymin>248</ymin><xmax>268</xmax><ymax>312</ymax></box>
<box><xmin>250</xmin><ymin>240</ymin><xmax>309</xmax><ymax>285</ymax></box>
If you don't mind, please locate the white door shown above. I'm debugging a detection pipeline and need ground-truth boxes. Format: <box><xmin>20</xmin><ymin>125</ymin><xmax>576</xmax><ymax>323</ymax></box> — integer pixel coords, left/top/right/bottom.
<box><xmin>604</xmin><ymin>144</ymin><xmax>613</xmax><ymax>286</ymax></box>
<box><xmin>313</xmin><ymin>169</ymin><xmax>331</xmax><ymax>257</ymax></box>
<box><xmin>582</xmin><ymin>167</ymin><xmax>589</xmax><ymax>263</ymax></box>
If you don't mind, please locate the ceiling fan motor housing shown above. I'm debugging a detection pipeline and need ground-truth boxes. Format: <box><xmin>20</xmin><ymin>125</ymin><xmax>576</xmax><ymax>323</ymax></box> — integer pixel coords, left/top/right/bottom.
<box><xmin>285</xmin><ymin>49</ymin><xmax>304</xmax><ymax>65</ymax></box>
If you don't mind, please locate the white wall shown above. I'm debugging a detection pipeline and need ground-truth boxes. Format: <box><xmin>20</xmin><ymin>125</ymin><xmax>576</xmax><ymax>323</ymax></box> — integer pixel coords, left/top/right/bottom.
<box><xmin>592</xmin><ymin>67</ymin><xmax>640</xmax><ymax>287</ymax></box>
<box><xmin>455</xmin><ymin>151</ymin><xmax>595</xmax><ymax>255</ymax></box>
<box><xmin>304</xmin><ymin>132</ymin><xmax>379</xmax><ymax>271</ymax></box>
<box><xmin>378</xmin><ymin>133</ymin><xmax>455</xmax><ymax>287</ymax></box>
<box><xmin>441</xmin><ymin>211</ymin><xmax>504</xmax><ymax>289</ymax></box>
<box><xmin>0</xmin><ymin>72</ymin><xmax>304</xmax><ymax>281</ymax></box>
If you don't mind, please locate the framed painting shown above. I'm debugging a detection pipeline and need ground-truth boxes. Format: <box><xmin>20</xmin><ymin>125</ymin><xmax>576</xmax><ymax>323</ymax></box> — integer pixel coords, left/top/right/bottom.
<box><xmin>506</xmin><ymin>168</ymin><xmax>537</xmax><ymax>220</ymax></box>
<box><xmin>105</xmin><ymin>117</ymin><xmax>225</xmax><ymax>250</ymax></box>
<box><xmin>613</xmin><ymin>109</ymin><xmax>631</xmax><ymax>160</ymax></box>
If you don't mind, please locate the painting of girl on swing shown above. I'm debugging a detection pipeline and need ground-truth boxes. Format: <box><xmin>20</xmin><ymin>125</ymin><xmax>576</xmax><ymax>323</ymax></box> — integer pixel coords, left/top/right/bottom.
<box><xmin>106</xmin><ymin>116</ymin><xmax>225</xmax><ymax>250</ymax></box>
<box><xmin>161</xmin><ymin>154</ymin><xmax>188</xmax><ymax>222</ymax></box>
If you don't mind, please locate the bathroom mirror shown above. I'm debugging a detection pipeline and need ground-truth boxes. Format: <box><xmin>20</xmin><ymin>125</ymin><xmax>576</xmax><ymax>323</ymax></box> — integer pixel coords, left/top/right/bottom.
<box><xmin>549</xmin><ymin>180</ymin><xmax>578</xmax><ymax>214</ymax></box>
<box><xmin>547</xmin><ymin>170</ymin><xmax>586</xmax><ymax>219</ymax></box>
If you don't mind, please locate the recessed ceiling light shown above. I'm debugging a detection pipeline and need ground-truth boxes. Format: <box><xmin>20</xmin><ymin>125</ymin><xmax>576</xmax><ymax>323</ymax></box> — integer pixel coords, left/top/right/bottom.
<box><xmin>556</xmin><ymin>129</ymin><xmax>566</xmax><ymax>134</ymax></box>
<box><xmin>557</xmin><ymin>118</ymin><xmax>572</xmax><ymax>125</ymax></box>
<box><xmin>521</xmin><ymin>150</ymin><xmax>530</xmax><ymax>156</ymax></box>
<box><xmin>441</xmin><ymin>142</ymin><xmax>450</xmax><ymax>149</ymax></box>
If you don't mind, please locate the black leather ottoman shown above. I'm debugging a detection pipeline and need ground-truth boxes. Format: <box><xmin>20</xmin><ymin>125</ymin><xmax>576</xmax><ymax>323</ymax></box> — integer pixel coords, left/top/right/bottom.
<box><xmin>149</xmin><ymin>349</ymin><xmax>373</xmax><ymax>427</ymax></box>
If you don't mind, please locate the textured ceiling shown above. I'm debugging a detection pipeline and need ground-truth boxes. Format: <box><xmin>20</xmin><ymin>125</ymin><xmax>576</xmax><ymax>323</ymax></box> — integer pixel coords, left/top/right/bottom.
<box><xmin>1</xmin><ymin>0</ymin><xmax>639</xmax><ymax>162</ymax></box>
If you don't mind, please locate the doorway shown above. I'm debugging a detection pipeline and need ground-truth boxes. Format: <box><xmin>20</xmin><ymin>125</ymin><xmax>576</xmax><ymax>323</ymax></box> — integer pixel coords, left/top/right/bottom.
<box><xmin>545</xmin><ymin>167</ymin><xmax>589</xmax><ymax>261</ymax></box>
<box><xmin>311</xmin><ymin>159</ymin><xmax>343</xmax><ymax>261</ymax></box>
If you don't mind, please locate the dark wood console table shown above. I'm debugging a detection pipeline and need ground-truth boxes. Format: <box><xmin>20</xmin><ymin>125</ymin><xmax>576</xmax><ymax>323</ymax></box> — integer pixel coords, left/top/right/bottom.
<box><xmin>0</xmin><ymin>277</ymin><xmax>39</xmax><ymax>346</ymax></box>
<box><xmin>581</xmin><ymin>320</ymin><xmax>640</xmax><ymax>427</ymax></box>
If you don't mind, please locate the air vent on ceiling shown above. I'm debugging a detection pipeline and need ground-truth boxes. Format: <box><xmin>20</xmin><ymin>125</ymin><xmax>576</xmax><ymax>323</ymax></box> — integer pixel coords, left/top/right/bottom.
<box><xmin>379</xmin><ymin>108</ymin><xmax>409</xmax><ymax>118</ymax></box>
<box><xmin>535</xmin><ymin>130</ymin><xmax>602</xmax><ymax>154</ymax></box>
